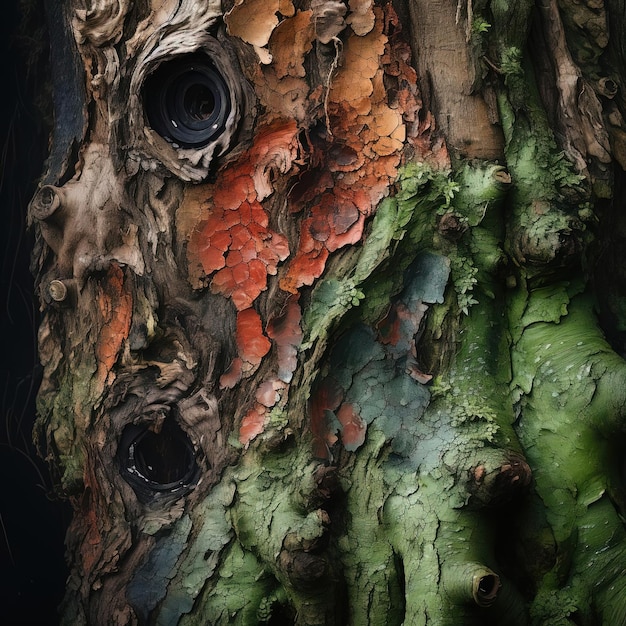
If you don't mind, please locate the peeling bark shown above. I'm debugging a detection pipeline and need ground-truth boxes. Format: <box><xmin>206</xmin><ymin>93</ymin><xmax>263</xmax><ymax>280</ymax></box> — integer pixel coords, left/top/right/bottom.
<box><xmin>28</xmin><ymin>0</ymin><xmax>626</xmax><ymax>624</ymax></box>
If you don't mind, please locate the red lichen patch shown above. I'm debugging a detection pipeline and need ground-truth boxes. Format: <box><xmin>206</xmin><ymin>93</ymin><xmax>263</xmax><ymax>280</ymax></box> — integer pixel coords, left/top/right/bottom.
<box><xmin>310</xmin><ymin>377</ymin><xmax>344</xmax><ymax>459</ymax></box>
<box><xmin>239</xmin><ymin>404</ymin><xmax>268</xmax><ymax>446</ymax></box>
<box><xmin>95</xmin><ymin>264</ymin><xmax>132</xmax><ymax>387</ymax></box>
<box><xmin>337</xmin><ymin>402</ymin><xmax>367</xmax><ymax>451</ymax></box>
<box><xmin>240</xmin><ymin>378</ymin><xmax>289</xmax><ymax>445</ymax></box>
<box><xmin>187</xmin><ymin>120</ymin><xmax>298</xmax><ymax>310</ymax></box>
<box><xmin>280</xmin><ymin>248</ymin><xmax>330</xmax><ymax>294</ymax></box>
<box><xmin>221</xmin><ymin>308</ymin><xmax>271</xmax><ymax>389</ymax></box>
<box><xmin>267</xmin><ymin>294</ymin><xmax>303</xmax><ymax>383</ymax></box>
<box><xmin>251</xmin><ymin>123</ymin><xmax>303</xmax><ymax>201</ymax></box>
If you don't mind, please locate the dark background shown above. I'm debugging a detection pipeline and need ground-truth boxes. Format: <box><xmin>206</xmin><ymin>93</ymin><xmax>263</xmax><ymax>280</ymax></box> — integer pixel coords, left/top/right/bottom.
<box><xmin>0</xmin><ymin>1</ymin><xmax>69</xmax><ymax>624</ymax></box>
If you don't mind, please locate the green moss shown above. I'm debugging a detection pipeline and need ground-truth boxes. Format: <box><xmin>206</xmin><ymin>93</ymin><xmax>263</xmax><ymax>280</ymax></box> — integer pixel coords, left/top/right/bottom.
<box><xmin>449</xmin><ymin>255</ymin><xmax>479</xmax><ymax>314</ymax></box>
<box><xmin>472</xmin><ymin>18</ymin><xmax>491</xmax><ymax>35</ymax></box>
<box><xmin>500</xmin><ymin>46</ymin><xmax>524</xmax><ymax>77</ymax></box>
<box><xmin>337</xmin><ymin>428</ymin><xmax>405</xmax><ymax>626</ymax></box>
<box><xmin>510</xmin><ymin>287</ymin><xmax>626</xmax><ymax>623</ymax></box>
<box><xmin>180</xmin><ymin>541</ymin><xmax>273</xmax><ymax>625</ymax></box>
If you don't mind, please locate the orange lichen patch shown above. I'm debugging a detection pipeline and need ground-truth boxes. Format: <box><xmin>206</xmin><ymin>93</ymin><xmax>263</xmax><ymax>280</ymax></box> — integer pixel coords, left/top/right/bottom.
<box><xmin>269</xmin><ymin>11</ymin><xmax>315</xmax><ymax>79</ymax></box>
<box><xmin>95</xmin><ymin>264</ymin><xmax>132</xmax><ymax>386</ymax></box>
<box><xmin>267</xmin><ymin>294</ymin><xmax>303</xmax><ymax>382</ymax></box>
<box><xmin>329</xmin><ymin>24</ymin><xmax>386</xmax><ymax>111</ymax></box>
<box><xmin>221</xmin><ymin>308</ymin><xmax>271</xmax><ymax>390</ymax></box>
<box><xmin>327</xmin><ymin>13</ymin><xmax>407</xmax><ymax>164</ymax></box>
<box><xmin>310</xmin><ymin>377</ymin><xmax>343</xmax><ymax>459</ymax></box>
<box><xmin>346</xmin><ymin>0</ymin><xmax>375</xmax><ymax>36</ymax></box>
<box><xmin>337</xmin><ymin>402</ymin><xmax>367</xmax><ymax>451</ymax></box>
<box><xmin>253</xmin><ymin>71</ymin><xmax>312</xmax><ymax>122</ymax></box>
<box><xmin>251</xmin><ymin>10</ymin><xmax>319</xmax><ymax>122</ymax></box>
<box><xmin>280</xmin><ymin>6</ymin><xmax>418</xmax><ymax>293</ymax></box>
<box><xmin>187</xmin><ymin>121</ymin><xmax>299</xmax><ymax>309</ymax></box>
<box><xmin>225</xmin><ymin>0</ymin><xmax>295</xmax><ymax>60</ymax></box>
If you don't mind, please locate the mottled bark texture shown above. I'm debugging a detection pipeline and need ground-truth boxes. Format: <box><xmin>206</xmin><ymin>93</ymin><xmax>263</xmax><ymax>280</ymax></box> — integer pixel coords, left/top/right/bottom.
<box><xmin>29</xmin><ymin>0</ymin><xmax>626</xmax><ymax>624</ymax></box>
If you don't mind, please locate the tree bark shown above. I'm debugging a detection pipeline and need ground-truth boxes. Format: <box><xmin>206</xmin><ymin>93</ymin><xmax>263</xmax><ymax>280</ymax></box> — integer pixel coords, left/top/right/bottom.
<box><xmin>29</xmin><ymin>0</ymin><xmax>626</xmax><ymax>624</ymax></box>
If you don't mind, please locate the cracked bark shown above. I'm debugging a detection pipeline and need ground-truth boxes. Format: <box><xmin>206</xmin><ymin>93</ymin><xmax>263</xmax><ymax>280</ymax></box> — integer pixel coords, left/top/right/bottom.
<box><xmin>29</xmin><ymin>0</ymin><xmax>626</xmax><ymax>623</ymax></box>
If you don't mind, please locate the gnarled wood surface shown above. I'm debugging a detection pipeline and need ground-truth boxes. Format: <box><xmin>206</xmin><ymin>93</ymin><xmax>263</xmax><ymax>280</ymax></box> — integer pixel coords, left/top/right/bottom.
<box><xmin>30</xmin><ymin>0</ymin><xmax>626</xmax><ymax>623</ymax></box>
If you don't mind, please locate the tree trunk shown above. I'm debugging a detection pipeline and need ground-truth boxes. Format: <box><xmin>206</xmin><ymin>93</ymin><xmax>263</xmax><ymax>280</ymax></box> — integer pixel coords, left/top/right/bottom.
<box><xmin>29</xmin><ymin>0</ymin><xmax>626</xmax><ymax>623</ymax></box>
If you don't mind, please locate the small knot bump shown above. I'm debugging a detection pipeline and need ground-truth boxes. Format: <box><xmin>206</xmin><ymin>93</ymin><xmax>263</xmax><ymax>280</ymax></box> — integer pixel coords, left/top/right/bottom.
<box><xmin>47</xmin><ymin>279</ymin><xmax>76</xmax><ymax>306</ymax></box>
<box><xmin>597</xmin><ymin>77</ymin><xmax>618</xmax><ymax>99</ymax></box>
<box><xmin>279</xmin><ymin>549</ymin><xmax>328</xmax><ymax>588</ymax></box>
<box><xmin>49</xmin><ymin>280</ymin><xmax>68</xmax><ymax>302</ymax></box>
<box><xmin>443</xmin><ymin>562</ymin><xmax>501</xmax><ymax>607</ymax></box>
<box><xmin>473</xmin><ymin>572</ymin><xmax>500</xmax><ymax>607</ymax></box>
<box><xmin>438</xmin><ymin>212</ymin><xmax>467</xmax><ymax>240</ymax></box>
<box><xmin>31</xmin><ymin>185</ymin><xmax>61</xmax><ymax>221</ymax></box>
<box><xmin>469</xmin><ymin>451</ymin><xmax>532</xmax><ymax>506</ymax></box>
<box><xmin>493</xmin><ymin>169</ymin><xmax>512</xmax><ymax>187</ymax></box>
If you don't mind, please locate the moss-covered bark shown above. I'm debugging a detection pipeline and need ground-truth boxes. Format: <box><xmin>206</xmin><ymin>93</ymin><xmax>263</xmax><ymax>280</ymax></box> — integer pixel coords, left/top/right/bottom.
<box><xmin>28</xmin><ymin>0</ymin><xmax>626</xmax><ymax>623</ymax></box>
